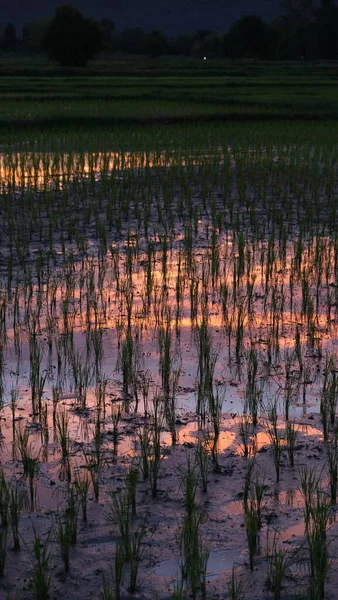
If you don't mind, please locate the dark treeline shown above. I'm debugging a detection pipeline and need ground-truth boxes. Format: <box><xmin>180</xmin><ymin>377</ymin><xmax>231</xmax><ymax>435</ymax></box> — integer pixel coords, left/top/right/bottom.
<box><xmin>1</xmin><ymin>0</ymin><xmax>338</xmax><ymax>63</ymax></box>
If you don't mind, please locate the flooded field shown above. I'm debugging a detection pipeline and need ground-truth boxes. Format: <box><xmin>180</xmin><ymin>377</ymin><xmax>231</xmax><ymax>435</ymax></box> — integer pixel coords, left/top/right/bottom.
<box><xmin>1</xmin><ymin>126</ymin><xmax>338</xmax><ymax>599</ymax></box>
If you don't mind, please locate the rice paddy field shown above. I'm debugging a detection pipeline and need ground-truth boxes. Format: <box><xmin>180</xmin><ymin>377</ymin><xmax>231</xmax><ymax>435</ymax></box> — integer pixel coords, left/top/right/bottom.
<box><xmin>1</xmin><ymin>60</ymin><xmax>338</xmax><ymax>599</ymax></box>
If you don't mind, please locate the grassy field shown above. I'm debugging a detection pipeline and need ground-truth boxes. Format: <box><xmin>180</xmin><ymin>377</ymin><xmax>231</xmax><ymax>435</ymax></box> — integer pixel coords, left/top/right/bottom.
<box><xmin>0</xmin><ymin>57</ymin><xmax>338</xmax><ymax>128</ymax></box>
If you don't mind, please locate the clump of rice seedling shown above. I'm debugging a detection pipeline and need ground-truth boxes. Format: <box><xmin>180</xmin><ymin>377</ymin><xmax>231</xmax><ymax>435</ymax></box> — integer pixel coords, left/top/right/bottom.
<box><xmin>65</xmin><ymin>486</ymin><xmax>78</xmax><ymax>545</ymax></box>
<box><xmin>27</xmin><ymin>455</ymin><xmax>39</xmax><ymax>511</ymax></box>
<box><xmin>244</xmin><ymin>348</ymin><xmax>262</xmax><ymax>427</ymax></box>
<box><xmin>105</xmin><ymin>487</ymin><xmax>144</xmax><ymax>594</ymax></box>
<box><xmin>267</xmin><ymin>533</ymin><xmax>290</xmax><ymax>600</ymax></box>
<box><xmin>128</xmin><ymin>521</ymin><xmax>146</xmax><ymax>594</ymax></box>
<box><xmin>55</xmin><ymin>409</ymin><xmax>71</xmax><ymax>482</ymax></box>
<box><xmin>55</xmin><ymin>515</ymin><xmax>71</xmax><ymax>572</ymax></box>
<box><xmin>0</xmin><ymin>525</ymin><xmax>8</xmax><ymax>577</ymax></box>
<box><xmin>266</xmin><ymin>403</ymin><xmax>284</xmax><ymax>483</ymax></box>
<box><xmin>9</xmin><ymin>482</ymin><xmax>23</xmax><ymax>550</ymax></box>
<box><xmin>125</xmin><ymin>465</ymin><xmax>138</xmax><ymax>518</ymax></box>
<box><xmin>285</xmin><ymin>420</ymin><xmax>298</xmax><ymax>467</ymax></box>
<box><xmin>137</xmin><ymin>424</ymin><xmax>151</xmax><ymax>480</ymax></box>
<box><xmin>299</xmin><ymin>465</ymin><xmax>322</xmax><ymax>527</ymax></box>
<box><xmin>207</xmin><ymin>389</ymin><xmax>223</xmax><ymax>472</ymax></box>
<box><xmin>0</xmin><ymin>473</ymin><xmax>9</xmax><ymax>528</ymax></box>
<box><xmin>111</xmin><ymin>403</ymin><xmax>121</xmax><ymax>458</ymax></box>
<box><xmin>137</xmin><ymin>397</ymin><xmax>165</xmax><ymax>498</ymax></box>
<box><xmin>179</xmin><ymin>461</ymin><xmax>209</xmax><ymax>599</ymax></box>
<box><xmin>238</xmin><ymin>414</ymin><xmax>253</xmax><ymax>458</ymax></box>
<box><xmin>327</xmin><ymin>438</ymin><xmax>338</xmax><ymax>505</ymax></box>
<box><xmin>106</xmin><ymin>489</ymin><xmax>132</xmax><ymax>559</ymax></box>
<box><xmin>84</xmin><ymin>450</ymin><xmax>102</xmax><ymax>502</ymax></box>
<box><xmin>15</xmin><ymin>423</ymin><xmax>30</xmax><ymax>475</ymax></box>
<box><xmin>244</xmin><ymin>501</ymin><xmax>259</xmax><ymax>572</ymax></box>
<box><xmin>195</xmin><ymin>439</ymin><xmax>208</xmax><ymax>493</ymax></box>
<box><xmin>227</xmin><ymin>566</ymin><xmax>244</xmax><ymax>600</ymax></box>
<box><xmin>305</xmin><ymin>490</ymin><xmax>331</xmax><ymax>600</ymax></box>
<box><xmin>31</xmin><ymin>527</ymin><xmax>52</xmax><ymax>600</ymax></box>
<box><xmin>74</xmin><ymin>471</ymin><xmax>90</xmax><ymax>522</ymax></box>
<box><xmin>243</xmin><ymin>457</ymin><xmax>255</xmax><ymax>509</ymax></box>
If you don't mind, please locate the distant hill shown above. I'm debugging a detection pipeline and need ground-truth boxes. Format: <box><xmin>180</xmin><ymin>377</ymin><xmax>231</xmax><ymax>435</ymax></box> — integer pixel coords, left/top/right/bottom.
<box><xmin>1</xmin><ymin>0</ymin><xmax>283</xmax><ymax>35</ymax></box>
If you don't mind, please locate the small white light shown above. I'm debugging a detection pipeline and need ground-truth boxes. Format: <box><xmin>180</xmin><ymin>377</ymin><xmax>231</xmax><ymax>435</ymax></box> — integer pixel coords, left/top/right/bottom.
<box><xmin>204</xmin><ymin>56</ymin><xmax>207</xmax><ymax>60</ymax></box>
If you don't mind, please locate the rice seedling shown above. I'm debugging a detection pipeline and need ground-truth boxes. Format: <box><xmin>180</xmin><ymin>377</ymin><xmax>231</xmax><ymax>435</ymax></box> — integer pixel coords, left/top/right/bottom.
<box><xmin>266</xmin><ymin>404</ymin><xmax>284</xmax><ymax>484</ymax></box>
<box><xmin>267</xmin><ymin>534</ymin><xmax>290</xmax><ymax>600</ymax></box>
<box><xmin>125</xmin><ymin>465</ymin><xmax>138</xmax><ymax>518</ymax></box>
<box><xmin>285</xmin><ymin>420</ymin><xmax>298</xmax><ymax>468</ymax></box>
<box><xmin>196</xmin><ymin>319</ymin><xmax>218</xmax><ymax>423</ymax></box>
<box><xmin>245</xmin><ymin>348</ymin><xmax>260</xmax><ymax>427</ymax></box>
<box><xmin>84</xmin><ymin>450</ymin><xmax>102</xmax><ymax>502</ymax></box>
<box><xmin>284</xmin><ymin>359</ymin><xmax>297</xmax><ymax>422</ymax></box>
<box><xmin>0</xmin><ymin>525</ymin><xmax>8</xmax><ymax>577</ymax></box>
<box><xmin>106</xmin><ymin>489</ymin><xmax>132</xmax><ymax>559</ymax></box>
<box><xmin>8</xmin><ymin>482</ymin><xmax>23</xmax><ymax>550</ymax></box>
<box><xmin>27</xmin><ymin>455</ymin><xmax>39</xmax><ymax>511</ymax></box>
<box><xmin>299</xmin><ymin>466</ymin><xmax>322</xmax><ymax>528</ymax></box>
<box><xmin>65</xmin><ymin>486</ymin><xmax>78</xmax><ymax>545</ymax></box>
<box><xmin>10</xmin><ymin>386</ymin><xmax>19</xmax><ymax>460</ymax></box>
<box><xmin>55</xmin><ymin>515</ymin><xmax>72</xmax><ymax>572</ymax></box>
<box><xmin>55</xmin><ymin>409</ymin><xmax>71</xmax><ymax>482</ymax></box>
<box><xmin>100</xmin><ymin>572</ymin><xmax>115</xmax><ymax>600</ymax></box>
<box><xmin>195</xmin><ymin>439</ymin><xmax>209</xmax><ymax>493</ymax></box>
<box><xmin>252</xmin><ymin>475</ymin><xmax>265</xmax><ymax>529</ymax></box>
<box><xmin>71</xmin><ymin>350</ymin><xmax>93</xmax><ymax>409</ymax></box>
<box><xmin>207</xmin><ymin>389</ymin><xmax>223</xmax><ymax>472</ymax></box>
<box><xmin>112</xmin><ymin>541</ymin><xmax>126</xmax><ymax>600</ymax></box>
<box><xmin>100</xmin><ymin>546</ymin><xmax>125</xmax><ymax>600</ymax></box>
<box><xmin>148</xmin><ymin>424</ymin><xmax>163</xmax><ymax>499</ymax></box>
<box><xmin>327</xmin><ymin>438</ymin><xmax>338</xmax><ymax>505</ymax></box>
<box><xmin>15</xmin><ymin>424</ymin><xmax>30</xmax><ymax>476</ymax></box>
<box><xmin>110</xmin><ymin>403</ymin><xmax>121</xmax><ymax>458</ymax></box>
<box><xmin>106</xmin><ymin>486</ymin><xmax>145</xmax><ymax>594</ymax></box>
<box><xmin>171</xmin><ymin>580</ymin><xmax>185</xmax><ymax>600</ymax></box>
<box><xmin>158</xmin><ymin>311</ymin><xmax>174</xmax><ymax>397</ymax></box>
<box><xmin>163</xmin><ymin>365</ymin><xmax>181</xmax><ymax>446</ymax></box>
<box><xmin>0</xmin><ymin>473</ymin><xmax>9</xmax><ymax>528</ymax></box>
<box><xmin>137</xmin><ymin>424</ymin><xmax>151</xmax><ymax>480</ymax></box>
<box><xmin>305</xmin><ymin>490</ymin><xmax>331</xmax><ymax>600</ymax></box>
<box><xmin>31</xmin><ymin>527</ymin><xmax>52</xmax><ymax>600</ymax></box>
<box><xmin>238</xmin><ymin>414</ymin><xmax>253</xmax><ymax>458</ymax></box>
<box><xmin>127</xmin><ymin>521</ymin><xmax>146</xmax><ymax>594</ymax></box>
<box><xmin>74</xmin><ymin>471</ymin><xmax>90</xmax><ymax>522</ymax></box>
<box><xmin>243</xmin><ymin>457</ymin><xmax>256</xmax><ymax>510</ymax></box>
<box><xmin>178</xmin><ymin>460</ymin><xmax>209</xmax><ymax>599</ymax></box>
<box><xmin>227</xmin><ymin>566</ymin><xmax>244</xmax><ymax>600</ymax></box>
<box><xmin>244</xmin><ymin>501</ymin><xmax>259</xmax><ymax>572</ymax></box>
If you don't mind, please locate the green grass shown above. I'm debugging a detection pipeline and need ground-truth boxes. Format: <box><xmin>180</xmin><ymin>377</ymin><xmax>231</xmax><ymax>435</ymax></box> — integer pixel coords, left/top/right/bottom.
<box><xmin>1</xmin><ymin>58</ymin><xmax>338</xmax><ymax>128</ymax></box>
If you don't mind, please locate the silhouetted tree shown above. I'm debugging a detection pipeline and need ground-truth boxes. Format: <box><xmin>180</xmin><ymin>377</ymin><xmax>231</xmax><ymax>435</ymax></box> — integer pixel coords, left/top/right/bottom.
<box><xmin>99</xmin><ymin>18</ymin><xmax>118</xmax><ymax>52</ymax></box>
<box><xmin>22</xmin><ymin>18</ymin><xmax>51</xmax><ymax>54</ymax></box>
<box><xmin>142</xmin><ymin>30</ymin><xmax>168</xmax><ymax>57</ymax></box>
<box><xmin>119</xmin><ymin>28</ymin><xmax>146</xmax><ymax>54</ymax></box>
<box><xmin>168</xmin><ymin>33</ymin><xmax>194</xmax><ymax>56</ymax></box>
<box><xmin>315</xmin><ymin>0</ymin><xmax>338</xmax><ymax>58</ymax></box>
<box><xmin>190</xmin><ymin>30</ymin><xmax>223</xmax><ymax>57</ymax></box>
<box><xmin>3</xmin><ymin>22</ymin><xmax>17</xmax><ymax>51</ymax></box>
<box><xmin>43</xmin><ymin>5</ymin><xmax>102</xmax><ymax>66</ymax></box>
<box><xmin>224</xmin><ymin>15</ymin><xmax>275</xmax><ymax>59</ymax></box>
<box><xmin>278</xmin><ymin>0</ymin><xmax>317</xmax><ymax>58</ymax></box>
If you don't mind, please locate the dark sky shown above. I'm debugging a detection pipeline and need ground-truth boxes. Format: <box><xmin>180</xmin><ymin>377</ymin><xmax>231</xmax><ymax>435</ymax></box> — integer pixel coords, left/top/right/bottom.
<box><xmin>0</xmin><ymin>0</ymin><xmax>282</xmax><ymax>34</ymax></box>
